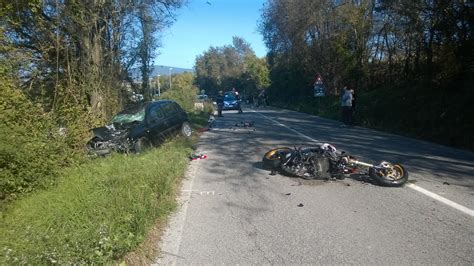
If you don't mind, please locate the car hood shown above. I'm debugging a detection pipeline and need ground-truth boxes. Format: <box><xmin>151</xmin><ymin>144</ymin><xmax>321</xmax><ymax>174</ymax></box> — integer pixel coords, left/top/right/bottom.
<box><xmin>91</xmin><ymin>124</ymin><xmax>130</xmax><ymax>141</ymax></box>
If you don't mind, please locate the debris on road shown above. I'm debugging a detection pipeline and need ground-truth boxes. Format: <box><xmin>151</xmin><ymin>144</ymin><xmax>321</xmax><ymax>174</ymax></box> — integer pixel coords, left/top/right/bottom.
<box><xmin>297</xmin><ymin>203</ymin><xmax>304</xmax><ymax>207</ymax></box>
<box><xmin>233</xmin><ymin>120</ymin><xmax>254</xmax><ymax>128</ymax></box>
<box><xmin>285</xmin><ymin>193</ymin><xmax>291</xmax><ymax>196</ymax></box>
<box><xmin>291</xmin><ymin>181</ymin><xmax>302</xmax><ymax>186</ymax></box>
<box><xmin>190</xmin><ymin>153</ymin><xmax>207</xmax><ymax>160</ymax></box>
<box><xmin>443</xmin><ymin>181</ymin><xmax>450</xmax><ymax>185</ymax></box>
<box><xmin>229</xmin><ymin>120</ymin><xmax>256</xmax><ymax>132</ymax></box>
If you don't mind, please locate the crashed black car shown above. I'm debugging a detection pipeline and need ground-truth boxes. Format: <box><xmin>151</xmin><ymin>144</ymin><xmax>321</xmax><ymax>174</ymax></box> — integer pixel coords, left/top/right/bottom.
<box><xmin>87</xmin><ymin>100</ymin><xmax>192</xmax><ymax>155</ymax></box>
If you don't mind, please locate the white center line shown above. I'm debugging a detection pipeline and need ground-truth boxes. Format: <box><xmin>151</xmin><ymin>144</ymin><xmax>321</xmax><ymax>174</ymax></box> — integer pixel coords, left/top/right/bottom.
<box><xmin>251</xmin><ymin>108</ymin><xmax>474</xmax><ymax>218</ymax></box>
<box><xmin>251</xmin><ymin>109</ymin><xmax>320</xmax><ymax>143</ymax></box>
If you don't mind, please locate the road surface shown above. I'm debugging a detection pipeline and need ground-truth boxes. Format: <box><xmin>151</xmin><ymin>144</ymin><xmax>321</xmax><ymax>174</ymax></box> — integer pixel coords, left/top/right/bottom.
<box><xmin>156</xmin><ymin>106</ymin><xmax>474</xmax><ymax>265</ymax></box>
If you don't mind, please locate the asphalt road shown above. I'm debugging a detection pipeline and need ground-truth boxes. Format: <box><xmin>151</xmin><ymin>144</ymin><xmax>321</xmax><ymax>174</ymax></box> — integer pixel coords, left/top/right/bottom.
<box><xmin>156</xmin><ymin>106</ymin><xmax>474</xmax><ymax>265</ymax></box>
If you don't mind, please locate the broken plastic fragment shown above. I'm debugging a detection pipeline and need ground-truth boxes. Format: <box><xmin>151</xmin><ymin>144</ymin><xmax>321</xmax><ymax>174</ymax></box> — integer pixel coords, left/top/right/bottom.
<box><xmin>189</xmin><ymin>153</ymin><xmax>207</xmax><ymax>160</ymax></box>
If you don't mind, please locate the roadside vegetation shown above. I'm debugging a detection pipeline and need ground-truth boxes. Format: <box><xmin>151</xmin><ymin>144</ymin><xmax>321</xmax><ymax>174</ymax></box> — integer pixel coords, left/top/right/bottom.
<box><xmin>0</xmin><ymin>0</ymin><xmax>186</xmax><ymax>202</ymax></box>
<box><xmin>1</xmin><ymin>1</ymin><xmax>210</xmax><ymax>263</ymax></box>
<box><xmin>1</xmin><ymin>63</ymin><xmax>208</xmax><ymax>264</ymax></box>
<box><xmin>0</xmin><ymin>138</ymin><xmax>194</xmax><ymax>264</ymax></box>
<box><xmin>257</xmin><ymin>1</ymin><xmax>473</xmax><ymax>151</ymax></box>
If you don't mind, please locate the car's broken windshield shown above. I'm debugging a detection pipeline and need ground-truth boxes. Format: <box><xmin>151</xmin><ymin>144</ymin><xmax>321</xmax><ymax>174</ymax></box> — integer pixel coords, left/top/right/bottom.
<box><xmin>111</xmin><ymin>108</ymin><xmax>145</xmax><ymax>124</ymax></box>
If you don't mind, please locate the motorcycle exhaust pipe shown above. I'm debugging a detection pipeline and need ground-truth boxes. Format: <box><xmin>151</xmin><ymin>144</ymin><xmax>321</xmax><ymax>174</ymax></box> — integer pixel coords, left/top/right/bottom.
<box><xmin>349</xmin><ymin>159</ymin><xmax>374</xmax><ymax>168</ymax></box>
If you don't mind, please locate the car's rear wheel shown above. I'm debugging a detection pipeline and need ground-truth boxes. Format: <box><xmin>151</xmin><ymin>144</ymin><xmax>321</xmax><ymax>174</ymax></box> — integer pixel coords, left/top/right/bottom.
<box><xmin>181</xmin><ymin>122</ymin><xmax>192</xmax><ymax>137</ymax></box>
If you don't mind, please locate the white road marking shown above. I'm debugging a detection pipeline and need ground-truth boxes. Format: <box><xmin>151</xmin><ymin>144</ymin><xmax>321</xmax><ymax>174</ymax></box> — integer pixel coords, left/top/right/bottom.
<box><xmin>407</xmin><ymin>184</ymin><xmax>474</xmax><ymax>217</ymax></box>
<box><xmin>199</xmin><ymin>191</ymin><xmax>215</xmax><ymax>196</ymax></box>
<box><xmin>181</xmin><ymin>190</ymin><xmax>215</xmax><ymax>196</ymax></box>
<box><xmin>251</xmin><ymin>109</ymin><xmax>320</xmax><ymax>143</ymax></box>
<box><xmin>251</xmin><ymin>109</ymin><xmax>474</xmax><ymax>218</ymax></box>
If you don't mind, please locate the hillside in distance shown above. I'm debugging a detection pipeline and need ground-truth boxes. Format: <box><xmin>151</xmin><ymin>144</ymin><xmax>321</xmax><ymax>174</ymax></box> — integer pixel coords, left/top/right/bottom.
<box><xmin>131</xmin><ymin>65</ymin><xmax>194</xmax><ymax>80</ymax></box>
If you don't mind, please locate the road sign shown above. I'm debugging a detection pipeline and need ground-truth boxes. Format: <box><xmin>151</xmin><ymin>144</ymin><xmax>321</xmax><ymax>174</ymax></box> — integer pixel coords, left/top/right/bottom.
<box><xmin>314</xmin><ymin>84</ymin><xmax>325</xmax><ymax>97</ymax></box>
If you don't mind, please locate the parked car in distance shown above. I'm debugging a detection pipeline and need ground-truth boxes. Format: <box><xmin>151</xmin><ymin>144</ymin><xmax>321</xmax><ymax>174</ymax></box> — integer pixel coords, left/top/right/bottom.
<box><xmin>87</xmin><ymin>100</ymin><xmax>192</xmax><ymax>155</ymax></box>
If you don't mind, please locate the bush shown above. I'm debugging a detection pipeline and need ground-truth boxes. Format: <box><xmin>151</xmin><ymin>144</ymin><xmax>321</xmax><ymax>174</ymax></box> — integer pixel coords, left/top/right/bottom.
<box><xmin>0</xmin><ymin>77</ymin><xmax>73</xmax><ymax>201</ymax></box>
<box><xmin>159</xmin><ymin>73</ymin><xmax>198</xmax><ymax>113</ymax></box>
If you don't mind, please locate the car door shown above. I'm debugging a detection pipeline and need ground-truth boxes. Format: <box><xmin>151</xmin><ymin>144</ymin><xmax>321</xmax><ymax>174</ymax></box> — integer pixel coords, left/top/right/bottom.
<box><xmin>161</xmin><ymin>102</ymin><xmax>180</xmax><ymax>133</ymax></box>
<box><xmin>146</xmin><ymin>103</ymin><xmax>169</xmax><ymax>141</ymax></box>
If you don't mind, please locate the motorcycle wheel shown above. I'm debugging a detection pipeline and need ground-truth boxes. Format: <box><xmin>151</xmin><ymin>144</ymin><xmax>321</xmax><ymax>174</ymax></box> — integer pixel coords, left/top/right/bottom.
<box><xmin>369</xmin><ymin>163</ymin><xmax>408</xmax><ymax>187</ymax></box>
<box><xmin>262</xmin><ymin>147</ymin><xmax>291</xmax><ymax>170</ymax></box>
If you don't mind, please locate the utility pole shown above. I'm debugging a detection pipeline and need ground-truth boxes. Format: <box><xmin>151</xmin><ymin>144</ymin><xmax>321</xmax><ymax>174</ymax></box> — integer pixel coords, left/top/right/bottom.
<box><xmin>157</xmin><ymin>74</ymin><xmax>160</xmax><ymax>97</ymax></box>
<box><xmin>169</xmin><ymin>67</ymin><xmax>173</xmax><ymax>89</ymax></box>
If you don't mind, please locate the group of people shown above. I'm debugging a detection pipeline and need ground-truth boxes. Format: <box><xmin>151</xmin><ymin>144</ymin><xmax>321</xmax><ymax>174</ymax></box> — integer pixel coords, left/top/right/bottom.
<box><xmin>341</xmin><ymin>85</ymin><xmax>356</xmax><ymax>125</ymax></box>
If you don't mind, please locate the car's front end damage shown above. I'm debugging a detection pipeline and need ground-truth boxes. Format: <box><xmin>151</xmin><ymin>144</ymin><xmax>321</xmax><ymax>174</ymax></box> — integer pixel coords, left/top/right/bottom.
<box><xmin>87</xmin><ymin>103</ymin><xmax>147</xmax><ymax>156</ymax></box>
<box><xmin>86</xmin><ymin>124</ymin><xmax>134</xmax><ymax>156</ymax></box>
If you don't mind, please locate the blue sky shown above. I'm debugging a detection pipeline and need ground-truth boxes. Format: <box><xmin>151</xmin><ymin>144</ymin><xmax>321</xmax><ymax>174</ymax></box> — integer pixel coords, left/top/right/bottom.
<box><xmin>154</xmin><ymin>0</ymin><xmax>268</xmax><ymax>69</ymax></box>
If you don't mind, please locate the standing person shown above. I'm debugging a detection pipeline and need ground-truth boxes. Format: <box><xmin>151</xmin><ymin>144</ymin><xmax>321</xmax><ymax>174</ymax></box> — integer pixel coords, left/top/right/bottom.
<box><xmin>231</xmin><ymin>88</ymin><xmax>243</xmax><ymax>114</ymax></box>
<box><xmin>341</xmin><ymin>86</ymin><xmax>353</xmax><ymax>125</ymax></box>
<box><xmin>216</xmin><ymin>90</ymin><xmax>224</xmax><ymax>117</ymax></box>
<box><xmin>258</xmin><ymin>89</ymin><xmax>266</xmax><ymax>107</ymax></box>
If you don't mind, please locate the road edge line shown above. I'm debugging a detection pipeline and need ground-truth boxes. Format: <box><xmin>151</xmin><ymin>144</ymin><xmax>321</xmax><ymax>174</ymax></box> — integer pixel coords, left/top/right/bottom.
<box><xmin>154</xmin><ymin>160</ymin><xmax>198</xmax><ymax>265</ymax></box>
<box><xmin>407</xmin><ymin>183</ymin><xmax>474</xmax><ymax>217</ymax></box>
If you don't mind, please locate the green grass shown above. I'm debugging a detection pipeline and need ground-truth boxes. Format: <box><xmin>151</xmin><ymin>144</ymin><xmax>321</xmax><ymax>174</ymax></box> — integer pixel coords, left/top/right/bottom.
<box><xmin>0</xmin><ymin>137</ymin><xmax>194</xmax><ymax>264</ymax></box>
<box><xmin>188</xmin><ymin>112</ymin><xmax>211</xmax><ymax>129</ymax></box>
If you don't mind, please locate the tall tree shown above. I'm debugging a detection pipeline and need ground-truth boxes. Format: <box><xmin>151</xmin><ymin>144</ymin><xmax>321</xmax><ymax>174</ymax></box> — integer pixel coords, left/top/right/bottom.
<box><xmin>194</xmin><ymin>37</ymin><xmax>269</xmax><ymax>96</ymax></box>
<box><xmin>259</xmin><ymin>0</ymin><xmax>473</xmax><ymax>98</ymax></box>
<box><xmin>1</xmin><ymin>0</ymin><xmax>185</xmax><ymax>126</ymax></box>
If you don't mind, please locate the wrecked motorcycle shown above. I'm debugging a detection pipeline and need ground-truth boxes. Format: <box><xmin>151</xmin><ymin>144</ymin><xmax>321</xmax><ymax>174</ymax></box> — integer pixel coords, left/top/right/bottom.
<box><xmin>262</xmin><ymin>143</ymin><xmax>408</xmax><ymax>187</ymax></box>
